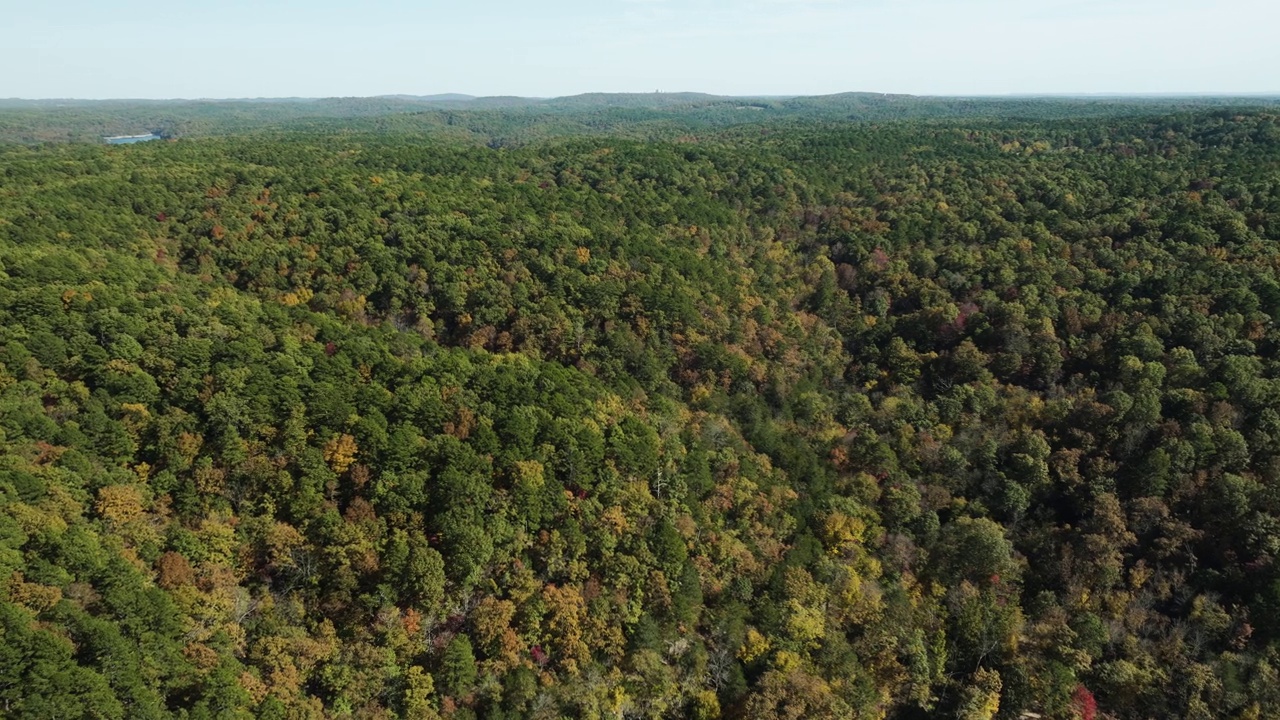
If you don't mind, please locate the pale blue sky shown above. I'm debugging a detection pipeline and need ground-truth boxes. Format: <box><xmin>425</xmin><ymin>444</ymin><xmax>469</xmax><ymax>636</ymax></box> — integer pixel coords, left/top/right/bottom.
<box><xmin>3</xmin><ymin>0</ymin><xmax>1277</xmax><ymax>99</ymax></box>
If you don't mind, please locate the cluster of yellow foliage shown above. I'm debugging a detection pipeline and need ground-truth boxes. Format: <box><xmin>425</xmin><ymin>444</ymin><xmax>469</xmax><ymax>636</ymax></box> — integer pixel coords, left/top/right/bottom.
<box><xmin>281</xmin><ymin>287</ymin><xmax>314</xmax><ymax>307</ymax></box>
<box><xmin>323</xmin><ymin>433</ymin><xmax>359</xmax><ymax>473</ymax></box>
<box><xmin>95</xmin><ymin>484</ymin><xmax>145</xmax><ymax>525</ymax></box>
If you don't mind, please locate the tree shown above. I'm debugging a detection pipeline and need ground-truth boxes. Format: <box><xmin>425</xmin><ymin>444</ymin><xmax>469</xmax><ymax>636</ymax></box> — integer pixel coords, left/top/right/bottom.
<box><xmin>441</xmin><ymin>635</ymin><xmax>477</xmax><ymax>698</ymax></box>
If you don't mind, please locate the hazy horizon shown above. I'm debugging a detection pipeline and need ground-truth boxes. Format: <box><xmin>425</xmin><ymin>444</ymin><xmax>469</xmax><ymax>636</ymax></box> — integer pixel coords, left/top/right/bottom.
<box><xmin>5</xmin><ymin>0</ymin><xmax>1279</xmax><ymax>100</ymax></box>
<box><xmin>6</xmin><ymin>91</ymin><xmax>1280</xmax><ymax>104</ymax></box>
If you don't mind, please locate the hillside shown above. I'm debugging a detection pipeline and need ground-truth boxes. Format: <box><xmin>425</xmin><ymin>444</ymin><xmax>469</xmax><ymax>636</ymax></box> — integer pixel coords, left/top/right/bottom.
<box><xmin>1</xmin><ymin>110</ymin><xmax>1280</xmax><ymax>719</ymax></box>
<box><xmin>3</xmin><ymin>92</ymin><xmax>1279</xmax><ymax>145</ymax></box>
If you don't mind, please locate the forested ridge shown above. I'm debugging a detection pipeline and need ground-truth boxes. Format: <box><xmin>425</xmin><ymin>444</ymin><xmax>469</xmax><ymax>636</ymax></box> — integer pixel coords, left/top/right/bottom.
<box><xmin>2</xmin><ymin>109</ymin><xmax>1280</xmax><ymax>719</ymax></box>
<box><xmin>3</xmin><ymin>92</ymin><xmax>1278</xmax><ymax>146</ymax></box>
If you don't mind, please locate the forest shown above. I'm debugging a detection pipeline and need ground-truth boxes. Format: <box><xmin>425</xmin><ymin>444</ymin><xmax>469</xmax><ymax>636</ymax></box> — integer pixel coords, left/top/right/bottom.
<box><xmin>3</xmin><ymin>92</ymin><xmax>1279</xmax><ymax>145</ymax></box>
<box><xmin>1</xmin><ymin>102</ymin><xmax>1280</xmax><ymax>719</ymax></box>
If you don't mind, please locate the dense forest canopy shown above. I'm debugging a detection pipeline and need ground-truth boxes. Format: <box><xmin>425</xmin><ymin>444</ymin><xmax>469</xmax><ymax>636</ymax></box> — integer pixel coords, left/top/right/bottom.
<box><xmin>2</xmin><ymin>91</ymin><xmax>1279</xmax><ymax>145</ymax></box>
<box><xmin>2</xmin><ymin>101</ymin><xmax>1280</xmax><ymax>719</ymax></box>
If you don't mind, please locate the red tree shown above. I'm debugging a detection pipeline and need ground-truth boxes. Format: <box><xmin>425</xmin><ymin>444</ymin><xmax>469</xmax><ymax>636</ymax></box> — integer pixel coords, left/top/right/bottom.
<box><xmin>1073</xmin><ymin>685</ymin><xmax>1097</xmax><ymax>720</ymax></box>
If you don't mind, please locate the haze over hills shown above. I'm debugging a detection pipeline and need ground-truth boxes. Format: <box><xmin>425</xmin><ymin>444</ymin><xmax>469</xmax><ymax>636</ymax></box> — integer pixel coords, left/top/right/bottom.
<box><xmin>7</xmin><ymin>90</ymin><xmax>1279</xmax><ymax>107</ymax></box>
<box><xmin>3</xmin><ymin>90</ymin><xmax>1280</xmax><ymax>147</ymax></box>
<box><xmin>377</xmin><ymin>94</ymin><xmax>479</xmax><ymax>103</ymax></box>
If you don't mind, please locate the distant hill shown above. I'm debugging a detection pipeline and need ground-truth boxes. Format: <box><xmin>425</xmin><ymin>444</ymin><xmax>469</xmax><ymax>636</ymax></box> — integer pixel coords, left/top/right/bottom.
<box><xmin>378</xmin><ymin>93</ymin><xmax>477</xmax><ymax>103</ymax></box>
<box><xmin>544</xmin><ymin>92</ymin><xmax>726</xmax><ymax>107</ymax></box>
<box><xmin>2</xmin><ymin>91</ymin><xmax>1279</xmax><ymax>145</ymax></box>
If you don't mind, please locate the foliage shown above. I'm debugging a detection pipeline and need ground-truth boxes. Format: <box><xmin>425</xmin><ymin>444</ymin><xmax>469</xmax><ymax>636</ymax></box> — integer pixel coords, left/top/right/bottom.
<box><xmin>0</xmin><ymin>107</ymin><xmax>1279</xmax><ymax>718</ymax></box>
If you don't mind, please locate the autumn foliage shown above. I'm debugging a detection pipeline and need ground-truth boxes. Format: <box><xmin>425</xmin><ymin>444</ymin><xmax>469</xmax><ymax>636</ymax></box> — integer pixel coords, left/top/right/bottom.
<box><xmin>2</xmin><ymin>108</ymin><xmax>1280</xmax><ymax>719</ymax></box>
